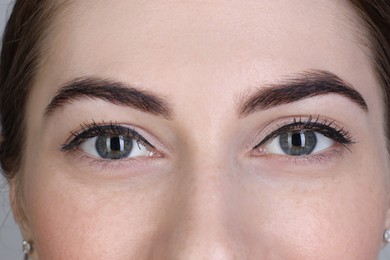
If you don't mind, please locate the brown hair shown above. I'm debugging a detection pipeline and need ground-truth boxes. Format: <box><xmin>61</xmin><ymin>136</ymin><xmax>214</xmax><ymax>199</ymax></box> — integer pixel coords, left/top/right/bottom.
<box><xmin>350</xmin><ymin>0</ymin><xmax>390</xmax><ymax>137</ymax></box>
<box><xmin>0</xmin><ymin>0</ymin><xmax>60</xmax><ymax>180</ymax></box>
<box><xmin>0</xmin><ymin>0</ymin><xmax>389</xmax><ymax>181</ymax></box>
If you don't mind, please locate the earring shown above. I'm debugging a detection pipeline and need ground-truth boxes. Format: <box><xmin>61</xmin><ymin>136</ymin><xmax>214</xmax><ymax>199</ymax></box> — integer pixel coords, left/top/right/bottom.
<box><xmin>384</xmin><ymin>229</ymin><xmax>390</xmax><ymax>243</ymax></box>
<box><xmin>22</xmin><ymin>240</ymin><xmax>33</xmax><ymax>260</ymax></box>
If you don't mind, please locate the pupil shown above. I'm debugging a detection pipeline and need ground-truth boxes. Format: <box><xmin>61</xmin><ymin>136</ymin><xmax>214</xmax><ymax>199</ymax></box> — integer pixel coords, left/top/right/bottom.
<box><xmin>110</xmin><ymin>137</ymin><xmax>121</xmax><ymax>151</ymax></box>
<box><xmin>96</xmin><ymin>135</ymin><xmax>133</xmax><ymax>159</ymax></box>
<box><xmin>279</xmin><ymin>131</ymin><xmax>317</xmax><ymax>156</ymax></box>
<box><xmin>291</xmin><ymin>133</ymin><xmax>302</xmax><ymax>147</ymax></box>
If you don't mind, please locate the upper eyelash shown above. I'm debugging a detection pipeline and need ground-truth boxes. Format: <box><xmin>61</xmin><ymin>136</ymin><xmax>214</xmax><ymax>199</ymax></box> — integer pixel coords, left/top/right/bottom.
<box><xmin>61</xmin><ymin>117</ymin><xmax>353</xmax><ymax>155</ymax></box>
<box><xmin>253</xmin><ymin>115</ymin><xmax>355</xmax><ymax>149</ymax></box>
<box><xmin>60</xmin><ymin>121</ymin><xmax>155</xmax><ymax>152</ymax></box>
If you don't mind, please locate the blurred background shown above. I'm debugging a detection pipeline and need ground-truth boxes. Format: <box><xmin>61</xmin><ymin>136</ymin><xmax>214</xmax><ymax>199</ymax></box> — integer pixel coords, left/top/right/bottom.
<box><xmin>0</xmin><ymin>1</ymin><xmax>24</xmax><ymax>259</ymax></box>
<box><xmin>0</xmin><ymin>0</ymin><xmax>389</xmax><ymax>259</ymax></box>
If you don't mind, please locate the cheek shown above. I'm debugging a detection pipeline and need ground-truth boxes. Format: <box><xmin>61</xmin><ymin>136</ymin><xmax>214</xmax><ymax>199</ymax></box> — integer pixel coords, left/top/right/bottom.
<box><xmin>22</xmin><ymin>167</ymin><xmax>171</xmax><ymax>259</ymax></box>
<box><xmin>22</xmin><ymin>174</ymin><xmax>386</xmax><ymax>260</ymax></box>
<box><xmin>260</xmin><ymin>176</ymin><xmax>386</xmax><ymax>259</ymax></box>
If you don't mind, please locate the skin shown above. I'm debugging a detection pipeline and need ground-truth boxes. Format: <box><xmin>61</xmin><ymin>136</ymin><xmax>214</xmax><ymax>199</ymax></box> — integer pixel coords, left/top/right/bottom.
<box><xmin>10</xmin><ymin>0</ymin><xmax>390</xmax><ymax>259</ymax></box>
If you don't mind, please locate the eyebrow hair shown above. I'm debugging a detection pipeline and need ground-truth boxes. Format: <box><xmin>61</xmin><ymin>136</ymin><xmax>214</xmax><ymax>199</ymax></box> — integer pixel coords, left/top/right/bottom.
<box><xmin>238</xmin><ymin>70</ymin><xmax>368</xmax><ymax>117</ymax></box>
<box><xmin>44</xmin><ymin>77</ymin><xmax>174</xmax><ymax>119</ymax></box>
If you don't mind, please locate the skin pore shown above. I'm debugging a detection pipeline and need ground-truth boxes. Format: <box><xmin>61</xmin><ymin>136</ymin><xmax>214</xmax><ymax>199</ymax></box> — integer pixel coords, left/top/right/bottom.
<box><xmin>12</xmin><ymin>0</ymin><xmax>390</xmax><ymax>259</ymax></box>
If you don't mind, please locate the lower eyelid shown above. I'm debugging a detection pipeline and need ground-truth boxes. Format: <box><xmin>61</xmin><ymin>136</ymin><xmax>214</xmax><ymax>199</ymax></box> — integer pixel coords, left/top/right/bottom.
<box><xmin>251</xmin><ymin>145</ymin><xmax>345</xmax><ymax>166</ymax></box>
<box><xmin>282</xmin><ymin>147</ymin><xmax>345</xmax><ymax>165</ymax></box>
<box><xmin>65</xmin><ymin>143</ymin><xmax>160</xmax><ymax>165</ymax></box>
<box><xmin>72</xmin><ymin>153</ymin><xmax>160</xmax><ymax>173</ymax></box>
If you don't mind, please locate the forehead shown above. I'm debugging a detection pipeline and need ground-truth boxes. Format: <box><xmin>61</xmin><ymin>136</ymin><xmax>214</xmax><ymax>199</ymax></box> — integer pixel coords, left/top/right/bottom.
<box><xmin>37</xmin><ymin>0</ymin><xmax>376</xmax><ymax>106</ymax></box>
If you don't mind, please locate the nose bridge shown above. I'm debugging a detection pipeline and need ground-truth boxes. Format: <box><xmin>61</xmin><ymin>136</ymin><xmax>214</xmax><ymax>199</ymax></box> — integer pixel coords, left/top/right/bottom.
<box><xmin>157</xmin><ymin>146</ymin><xmax>247</xmax><ymax>259</ymax></box>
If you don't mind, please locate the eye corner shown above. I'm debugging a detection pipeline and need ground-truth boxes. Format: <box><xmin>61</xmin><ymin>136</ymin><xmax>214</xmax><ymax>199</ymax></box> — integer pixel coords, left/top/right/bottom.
<box><xmin>60</xmin><ymin>141</ymin><xmax>79</xmax><ymax>152</ymax></box>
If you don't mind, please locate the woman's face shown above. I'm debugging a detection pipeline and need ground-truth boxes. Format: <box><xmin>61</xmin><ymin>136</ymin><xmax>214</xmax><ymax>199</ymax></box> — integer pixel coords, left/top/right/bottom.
<box><xmin>14</xmin><ymin>0</ymin><xmax>390</xmax><ymax>259</ymax></box>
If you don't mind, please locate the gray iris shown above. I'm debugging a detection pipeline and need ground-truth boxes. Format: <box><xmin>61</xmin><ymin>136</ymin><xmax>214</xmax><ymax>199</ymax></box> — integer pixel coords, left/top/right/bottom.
<box><xmin>279</xmin><ymin>131</ymin><xmax>317</xmax><ymax>156</ymax></box>
<box><xmin>95</xmin><ymin>135</ymin><xmax>133</xmax><ymax>159</ymax></box>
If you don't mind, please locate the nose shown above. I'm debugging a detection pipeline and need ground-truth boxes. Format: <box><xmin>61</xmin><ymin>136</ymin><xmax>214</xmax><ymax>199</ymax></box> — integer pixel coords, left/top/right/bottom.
<box><xmin>151</xmin><ymin>155</ymin><xmax>249</xmax><ymax>260</ymax></box>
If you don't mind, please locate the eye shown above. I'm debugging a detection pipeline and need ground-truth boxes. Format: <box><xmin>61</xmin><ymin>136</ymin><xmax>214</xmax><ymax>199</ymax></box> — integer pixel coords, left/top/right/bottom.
<box><xmin>254</xmin><ymin>116</ymin><xmax>354</xmax><ymax>157</ymax></box>
<box><xmin>80</xmin><ymin>135</ymin><xmax>152</xmax><ymax>159</ymax></box>
<box><xmin>61</xmin><ymin>122</ymin><xmax>156</xmax><ymax>160</ymax></box>
<box><xmin>265</xmin><ymin>130</ymin><xmax>334</xmax><ymax>156</ymax></box>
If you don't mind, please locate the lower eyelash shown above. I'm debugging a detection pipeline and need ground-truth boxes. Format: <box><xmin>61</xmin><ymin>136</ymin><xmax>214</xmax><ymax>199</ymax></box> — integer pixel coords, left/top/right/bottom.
<box><xmin>256</xmin><ymin>145</ymin><xmax>345</xmax><ymax>167</ymax></box>
<box><xmin>285</xmin><ymin>148</ymin><xmax>344</xmax><ymax>164</ymax></box>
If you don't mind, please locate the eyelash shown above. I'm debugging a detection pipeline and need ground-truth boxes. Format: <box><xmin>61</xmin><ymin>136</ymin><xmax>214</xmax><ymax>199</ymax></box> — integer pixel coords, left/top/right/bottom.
<box><xmin>61</xmin><ymin>116</ymin><xmax>354</xmax><ymax>164</ymax></box>
<box><xmin>253</xmin><ymin>115</ymin><xmax>354</xmax><ymax>150</ymax></box>
<box><xmin>61</xmin><ymin>121</ymin><xmax>155</xmax><ymax>153</ymax></box>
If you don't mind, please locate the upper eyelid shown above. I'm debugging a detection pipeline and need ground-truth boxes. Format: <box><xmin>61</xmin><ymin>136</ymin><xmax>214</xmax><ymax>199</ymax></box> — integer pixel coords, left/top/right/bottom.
<box><xmin>253</xmin><ymin>117</ymin><xmax>353</xmax><ymax>149</ymax></box>
<box><xmin>61</xmin><ymin>123</ymin><xmax>155</xmax><ymax>151</ymax></box>
<box><xmin>61</xmin><ymin>117</ymin><xmax>353</xmax><ymax>155</ymax></box>
<box><xmin>73</xmin><ymin>124</ymin><xmax>137</xmax><ymax>139</ymax></box>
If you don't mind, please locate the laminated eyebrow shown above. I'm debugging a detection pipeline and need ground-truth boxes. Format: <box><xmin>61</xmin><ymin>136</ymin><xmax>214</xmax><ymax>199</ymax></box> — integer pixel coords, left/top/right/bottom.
<box><xmin>239</xmin><ymin>70</ymin><xmax>368</xmax><ymax>117</ymax></box>
<box><xmin>44</xmin><ymin>77</ymin><xmax>174</xmax><ymax>120</ymax></box>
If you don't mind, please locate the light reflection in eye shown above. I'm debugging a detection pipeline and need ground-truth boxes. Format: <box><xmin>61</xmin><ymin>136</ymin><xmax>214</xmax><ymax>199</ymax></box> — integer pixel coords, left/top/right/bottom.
<box><xmin>265</xmin><ymin>130</ymin><xmax>334</xmax><ymax>156</ymax></box>
<box><xmin>80</xmin><ymin>135</ymin><xmax>152</xmax><ymax>160</ymax></box>
<box><xmin>61</xmin><ymin>122</ymin><xmax>156</xmax><ymax>160</ymax></box>
<box><xmin>253</xmin><ymin>116</ymin><xmax>354</xmax><ymax>158</ymax></box>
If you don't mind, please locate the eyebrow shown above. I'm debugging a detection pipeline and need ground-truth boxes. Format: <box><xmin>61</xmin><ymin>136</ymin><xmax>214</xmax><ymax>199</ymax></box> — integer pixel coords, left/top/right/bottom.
<box><xmin>44</xmin><ymin>77</ymin><xmax>174</xmax><ymax>119</ymax></box>
<box><xmin>238</xmin><ymin>70</ymin><xmax>368</xmax><ymax>117</ymax></box>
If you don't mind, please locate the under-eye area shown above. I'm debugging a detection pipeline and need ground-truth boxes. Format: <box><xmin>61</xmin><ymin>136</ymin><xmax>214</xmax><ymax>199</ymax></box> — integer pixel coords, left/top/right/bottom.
<box><xmin>252</xmin><ymin>115</ymin><xmax>355</xmax><ymax>163</ymax></box>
